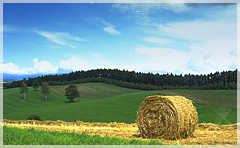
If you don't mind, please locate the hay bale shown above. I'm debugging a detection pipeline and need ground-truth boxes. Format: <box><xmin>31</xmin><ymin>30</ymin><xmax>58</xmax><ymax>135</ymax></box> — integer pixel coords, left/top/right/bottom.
<box><xmin>137</xmin><ymin>95</ymin><xmax>198</xmax><ymax>140</ymax></box>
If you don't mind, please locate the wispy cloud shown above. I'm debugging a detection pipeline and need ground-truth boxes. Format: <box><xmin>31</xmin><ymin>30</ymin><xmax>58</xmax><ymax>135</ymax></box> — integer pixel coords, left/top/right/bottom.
<box><xmin>3</xmin><ymin>25</ymin><xmax>17</xmax><ymax>33</ymax></box>
<box><xmin>97</xmin><ymin>18</ymin><xmax>121</xmax><ymax>35</ymax></box>
<box><xmin>3</xmin><ymin>25</ymin><xmax>31</xmax><ymax>34</ymax></box>
<box><xmin>132</xmin><ymin>10</ymin><xmax>150</xmax><ymax>26</ymax></box>
<box><xmin>142</xmin><ymin>37</ymin><xmax>171</xmax><ymax>45</ymax></box>
<box><xmin>132</xmin><ymin>4</ymin><xmax>237</xmax><ymax>74</ymax></box>
<box><xmin>156</xmin><ymin>19</ymin><xmax>236</xmax><ymax>43</ymax></box>
<box><xmin>112</xmin><ymin>3</ymin><xmax>191</xmax><ymax>13</ymax></box>
<box><xmin>35</xmin><ymin>30</ymin><xmax>84</xmax><ymax>48</ymax></box>
<box><xmin>103</xmin><ymin>27</ymin><xmax>120</xmax><ymax>35</ymax></box>
<box><xmin>112</xmin><ymin>2</ymin><xmax>235</xmax><ymax>13</ymax></box>
<box><xmin>101</xmin><ymin>18</ymin><xmax>114</xmax><ymax>28</ymax></box>
<box><xmin>185</xmin><ymin>3</ymin><xmax>235</xmax><ymax>8</ymax></box>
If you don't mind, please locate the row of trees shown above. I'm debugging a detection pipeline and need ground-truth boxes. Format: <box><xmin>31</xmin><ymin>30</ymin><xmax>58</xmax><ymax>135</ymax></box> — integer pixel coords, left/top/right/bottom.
<box><xmin>20</xmin><ymin>76</ymin><xmax>238</xmax><ymax>91</ymax></box>
<box><xmin>20</xmin><ymin>80</ymin><xmax>80</xmax><ymax>102</ymax></box>
<box><xmin>20</xmin><ymin>80</ymin><xmax>50</xmax><ymax>100</ymax></box>
<box><xmin>6</xmin><ymin>68</ymin><xmax>239</xmax><ymax>90</ymax></box>
<box><xmin>49</xmin><ymin>77</ymin><xmax>237</xmax><ymax>90</ymax></box>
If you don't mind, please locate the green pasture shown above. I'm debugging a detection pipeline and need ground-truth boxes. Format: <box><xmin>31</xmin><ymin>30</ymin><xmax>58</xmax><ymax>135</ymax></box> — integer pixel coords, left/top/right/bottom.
<box><xmin>3</xmin><ymin>126</ymin><xmax>165</xmax><ymax>145</ymax></box>
<box><xmin>152</xmin><ymin>89</ymin><xmax>237</xmax><ymax>109</ymax></box>
<box><xmin>3</xmin><ymin>83</ymin><xmax>237</xmax><ymax>125</ymax></box>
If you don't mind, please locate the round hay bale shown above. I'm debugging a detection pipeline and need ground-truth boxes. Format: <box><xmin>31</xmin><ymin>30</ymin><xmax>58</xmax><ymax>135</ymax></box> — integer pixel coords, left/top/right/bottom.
<box><xmin>137</xmin><ymin>95</ymin><xmax>198</xmax><ymax>140</ymax></box>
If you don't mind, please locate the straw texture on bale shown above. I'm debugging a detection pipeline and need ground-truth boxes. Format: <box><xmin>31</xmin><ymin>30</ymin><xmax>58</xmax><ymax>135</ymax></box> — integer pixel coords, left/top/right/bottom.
<box><xmin>137</xmin><ymin>95</ymin><xmax>198</xmax><ymax>140</ymax></box>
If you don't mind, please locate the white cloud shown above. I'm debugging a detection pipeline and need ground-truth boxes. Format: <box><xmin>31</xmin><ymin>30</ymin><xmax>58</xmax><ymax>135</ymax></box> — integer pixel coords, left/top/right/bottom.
<box><xmin>135</xmin><ymin>46</ymin><xmax>182</xmax><ymax>56</ymax></box>
<box><xmin>33</xmin><ymin>58</ymin><xmax>58</xmax><ymax>73</ymax></box>
<box><xmin>2</xmin><ymin>62</ymin><xmax>28</xmax><ymax>74</ymax></box>
<box><xmin>98</xmin><ymin>18</ymin><xmax>121</xmax><ymax>35</ymax></box>
<box><xmin>3</xmin><ymin>25</ymin><xmax>17</xmax><ymax>33</ymax></box>
<box><xmin>101</xmin><ymin>18</ymin><xmax>115</xmax><ymax>28</ymax></box>
<box><xmin>157</xmin><ymin>19</ymin><xmax>236</xmax><ymax>43</ymax></box>
<box><xmin>35</xmin><ymin>30</ymin><xmax>84</xmax><ymax>48</ymax></box>
<box><xmin>37</xmin><ymin>31</ymin><xmax>65</xmax><ymax>45</ymax></box>
<box><xmin>2</xmin><ymin>57</ymin><xmax>93</xmax><ymax>75</ymax></box>
<box><xmin>2</xmin><ymin>58</ymin><xmax>58</xmax><ymax>75</ymax></box>
<box><xmin>103</xmin><ymin>27</ymin><xmax>120</xmax><ymax>35</ymax></box>
<box><xmin>112</xmin><ymin>3</ymin><xmax>190</xmax><ymax>13</ymax></box>
<box><xmin>74</xmin><ymin>36</ymin><xmax>84</xmax><ymax>42</ymax></box>
<box><xmin>68</xmin><ymin>45</ymin><xmax>77</xmax><ymax>48</ymax></box>
<box><xmin>142</xmin><ymin>37</ymin><xmax>171</xmax><ymax>44</ymax></box>
<box><xmin>132</xmin><ymin>5</ymin><xmax>237</xmax><ymax>74</ymax></box>
<box><xmin>134</xmin><ymin>43</ymin><xmax>237</xmax><ymax>74</ymax></box>
<box><xmin>59</xmin><ymin>57</ymin><xmax>92</xmax><ymax>71</ymax></box>
<box><xmin>134</xmin><ymin>46</ymin><xmax>192</xmax><ymax>73</ymax></box>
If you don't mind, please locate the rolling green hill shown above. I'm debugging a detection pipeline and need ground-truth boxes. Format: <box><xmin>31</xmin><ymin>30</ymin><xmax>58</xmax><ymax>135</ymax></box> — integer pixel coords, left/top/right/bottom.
<box><xmin>3</xmin><ymin>83</ymin><xmax>237</xmax><ymax>125</ymax></box>
<box><xmin>152</xmin><ymin>89</ymin><xmax>237</xmax><ymax>109</ymax></box>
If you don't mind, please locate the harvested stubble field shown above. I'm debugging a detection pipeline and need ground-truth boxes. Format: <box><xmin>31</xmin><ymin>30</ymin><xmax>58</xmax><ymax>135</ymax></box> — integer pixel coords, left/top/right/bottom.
<box><xmin>3</xmin><ymin>119</ymin><xmax>238</xmax><ymax>145</ymax></box>
<box><xmin>50</xmin><ymin>83</ymin><xmax>140</xmax><ymax>99</ymax></box>
<box><xmin>152</xmin><ymin>89</ymin><xmax>237</xmax><ymax>109</ymax></box>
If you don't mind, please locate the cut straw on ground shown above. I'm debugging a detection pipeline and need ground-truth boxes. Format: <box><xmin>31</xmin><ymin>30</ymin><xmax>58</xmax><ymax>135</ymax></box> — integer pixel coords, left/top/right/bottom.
<box><xmin>3</xmin><ymin>119</ymin><xmax>238</xmax><ymax>145</ymax></box>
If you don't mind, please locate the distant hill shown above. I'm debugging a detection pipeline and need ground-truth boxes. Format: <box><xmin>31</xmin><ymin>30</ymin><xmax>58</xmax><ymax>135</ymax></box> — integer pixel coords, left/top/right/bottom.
<box><xmin>2</xmin><ymin>79</ymin><xmax>16</xmax><ymax>86</ymax></box>
<box><xmin>3</xmin><ymin>72</ymin><xmax>68</xmax><ymax>81</ymax></box>
<box><xmin>3</xmin><ymin>79</ymin><xmax>15</xmax><ymax>84</ymax></box>
<box><xmin>3</xmin><ymin>73</ymin><xmax>46</xmax><ymax>80</ymax></box>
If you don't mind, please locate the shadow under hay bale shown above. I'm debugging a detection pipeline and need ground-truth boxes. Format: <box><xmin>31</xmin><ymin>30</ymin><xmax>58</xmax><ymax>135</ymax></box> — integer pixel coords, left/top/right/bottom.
<box><xmin>137</xmin><ymin>95</ymin><xmax>198</xmax><ymax>140</ymax></box>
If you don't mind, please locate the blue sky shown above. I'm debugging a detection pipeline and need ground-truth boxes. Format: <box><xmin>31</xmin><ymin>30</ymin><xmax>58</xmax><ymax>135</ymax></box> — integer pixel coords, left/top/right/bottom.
<box><xmin>2</xmin><ymin>2</ymin><xmax>237</xmax><ymax>76</ymax></box>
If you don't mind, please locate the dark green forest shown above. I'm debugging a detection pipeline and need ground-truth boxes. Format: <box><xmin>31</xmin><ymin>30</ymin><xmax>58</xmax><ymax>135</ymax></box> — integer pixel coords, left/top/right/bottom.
<box><xmin>4</xmin><ymin>68</ymin><xmax>239</xmax><ymax>90</ymax></box>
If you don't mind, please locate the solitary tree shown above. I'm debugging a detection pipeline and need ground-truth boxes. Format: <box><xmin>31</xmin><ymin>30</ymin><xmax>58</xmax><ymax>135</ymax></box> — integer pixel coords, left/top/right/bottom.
<box><xmin>20</xmin><ymin>81</ymin><xmax>28</xmax><ymax>99</ymax></box>
<box><xmin>41</xmin><ymin>81</ymin><xmax>50</xmax><ymax>100</ymax></box>
<box><xmin>32</xmin><ymin>79</ymin><xmax>40</xmax><ymax>90</ymax></box>
<box><xmin>65</xmin><ymin>84</ymin><xmax>80</xmax><ymax>102</ymax></box>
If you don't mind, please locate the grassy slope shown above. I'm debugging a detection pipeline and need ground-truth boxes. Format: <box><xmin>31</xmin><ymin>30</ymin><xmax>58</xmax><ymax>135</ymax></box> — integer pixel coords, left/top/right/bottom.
<box><xmin>152</xmin><ymin>89</ymin><xmax>237</xmax><ymax>109</ymax></box>
<box><xmin>151</xmin><ymin>89</ymin><xmax>237</xmax><ymax>125</ymax></box>
<box><xmin>50</xmin><ymin>83</ymin><xmax>141</xmax><ymax>99</ymax></box>
<box><xmin>3</xmin><ymin>83</ymin><xmax>237</xmax><ymax>125</ymax></box>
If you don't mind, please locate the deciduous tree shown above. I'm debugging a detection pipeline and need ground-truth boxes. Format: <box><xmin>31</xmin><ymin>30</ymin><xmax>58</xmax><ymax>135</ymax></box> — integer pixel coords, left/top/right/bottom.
<box><xmin>41</xmin><ymin>81</ymin><xmax>50</xmax><ymax>100</ymax></box>
<box><xmin>32</xmin><ymin>79</ymin><xmax>40</xmax><ymax>90</ymax></box>
<box><xmin>20</xmin><ymin>81</ymin><xmax>28</xmax><ymax>99</ymax></box>
<box><xmin>65</xmin><ymin>84</ymin><xmax>80</xmax><ymax>102</ymax></box>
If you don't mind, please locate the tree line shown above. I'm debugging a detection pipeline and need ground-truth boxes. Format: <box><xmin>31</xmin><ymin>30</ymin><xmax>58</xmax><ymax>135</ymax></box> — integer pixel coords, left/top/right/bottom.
<box><xmin>4</xmin><ymin>68</ymin><xmax>239</xmax><ymax>90</ymax></box>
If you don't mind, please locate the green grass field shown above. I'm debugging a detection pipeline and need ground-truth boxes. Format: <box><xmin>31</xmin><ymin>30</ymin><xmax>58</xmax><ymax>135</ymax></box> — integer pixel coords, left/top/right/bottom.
<box><xmin>3</xmin><ymin>83</ymin><xmax>237</xmax><ymax>125</ymax></box>
<box><xmin>3</xmin><ymin>126</ymin><xmax>164</xmax><ymax>145</ymax></box>
<box><xmin>152</xmin><ymin>89</ymin><xmax>237</xmax><ymax>109</ymax></box>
